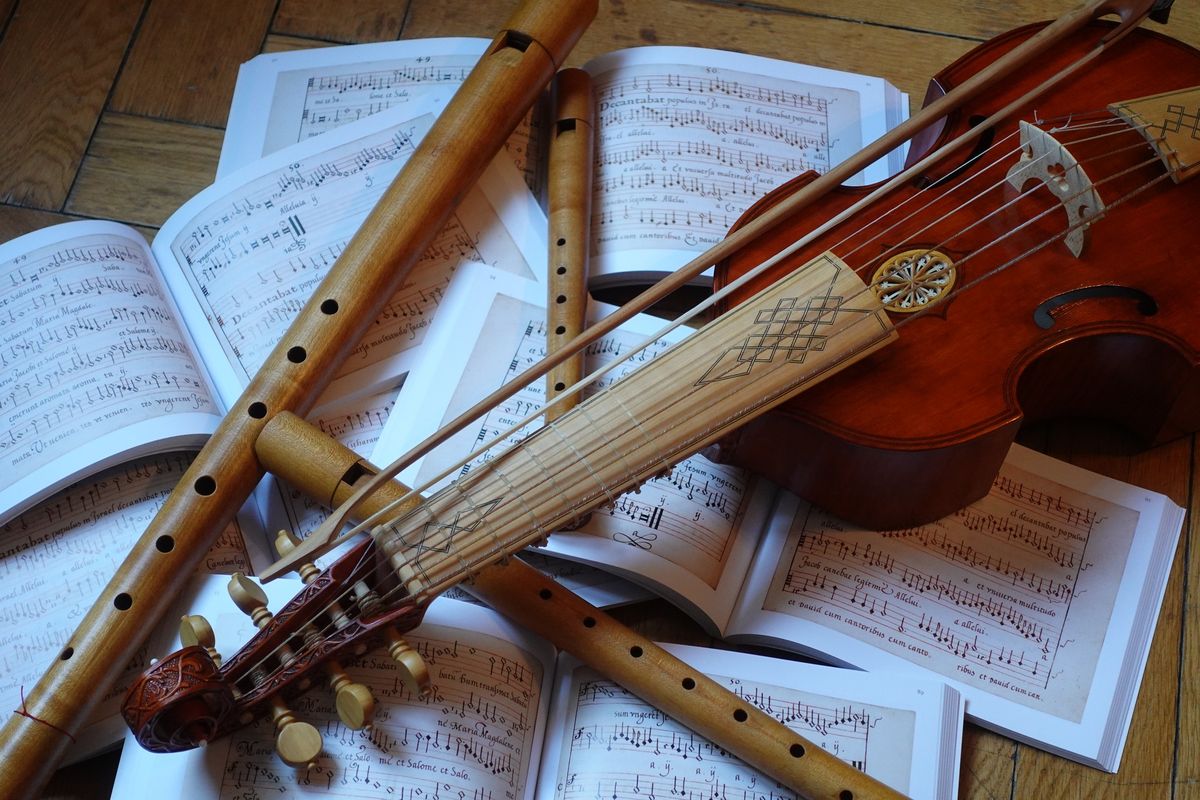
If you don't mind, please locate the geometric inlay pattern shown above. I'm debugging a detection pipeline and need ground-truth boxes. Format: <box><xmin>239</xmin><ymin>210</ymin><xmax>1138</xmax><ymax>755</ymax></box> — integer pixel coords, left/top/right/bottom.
<box><xmin>697</xmin><ymin>279</ymin><xmax>852</xmax><ymax>385</ymax></box>
<box><xmin>1159</xmin><ymin>102</ymin><xmax>1200</xmax><ymax>140</ymax></box>
<box><xmin>412</xmin><ymin>497</ymin><xmax>502</xmax><ymax>554</ymax></box>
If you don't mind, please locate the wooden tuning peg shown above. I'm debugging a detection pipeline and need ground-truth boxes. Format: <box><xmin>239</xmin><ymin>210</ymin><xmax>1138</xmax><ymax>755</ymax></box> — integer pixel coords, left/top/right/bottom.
<box><xmin>179</xmin><ymin>613</ymin><xmax>221</xmax><ymax>666</ymax></box>
<box><xmin>385</xmin><ymin>631</ymin><xmax>431</xmax><ymax>699</ymax></box>
<box><xmin>227</xmin><ymin>572</ymin><xmax>274</xmax><ymax>629</ymax></box>
<box><xmin>329</xmin><ymin>672</ymin><xmax>375</xmax><ymax>731</ymax></box>
<box><xmin>226</xmin><ymin>571</ymin><xmax>323</xmax><ymax>768</ymax></box>
<box><xmin>273</xmin><ymin>531</ymin><xmax>377</xmax><ymax>731</ymax></box>
<box><xmin>350</xmin><ymin>579</ymin><xmax>432</xmax><ymax>699</ymax></box>
<box><xmin>270</xmin><ymin>697</ymin><xmax>324</xmax><ymax>769</ymax></box>
<box><xmin>273</xmin><ymin>530</ymin><xmax>322</xmax><ymax>584</ymax></box>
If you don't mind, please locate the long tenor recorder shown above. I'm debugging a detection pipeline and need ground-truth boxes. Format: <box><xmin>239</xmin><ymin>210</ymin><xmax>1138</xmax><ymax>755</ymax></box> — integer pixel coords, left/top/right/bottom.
<box><xmin>519</xmin><ymin>73</ymin><xmax>896</xmax><ymax>798</ymax></box>
<box><xmin>545</xmin><ymin>68</ymin><xmax>594</xmax><ymax>423</ymax></box>
<box><xmin>0</xmin><ymin>2</ymin><xmax>596</xmax><ymax>795</ymax></box>
<box><xmin>252</xmin><ymin>412</ymin><xmax>907</xmax><ymax>800</ymax></box>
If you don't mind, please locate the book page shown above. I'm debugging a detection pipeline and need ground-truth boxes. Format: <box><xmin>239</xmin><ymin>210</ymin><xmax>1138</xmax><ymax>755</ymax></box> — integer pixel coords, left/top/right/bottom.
<box><xmin>220</xmin><ymin>41</ymin><xmax>906</xmax><ymax>291</ymax></box>
<box><xmin>581</xmin><ymin>46</ymin><xmax>907</xmax><ymax>287</ymax></box>
<box><xmin>154</xmin><ymin>101</ymin><xmax>545</xmax><ymax>411</ymax></box>
<box><xmin>0</xmin><ymin>221</ymin><xmax>222</xmax><ymax>523</ymax></box>
<box><xmin>218</xmin><ymin>37</ymin><xmax>541</xmax><ymax>192</ymax></box>
<box><xmin>373</xmin><ymin>268</ymin><xmax>771</xmax><ymax>631</ymax></box>
<box><xmin>728</xmin><ymin>444</ymin><xmax>1183</xmax><ymax>767</ymax></box>
<box><xmin>537</xmin><ymin>644</ymin><xmax>962</xmax><ymax>800</ymax></box>
<box><xmin>0</xmin><ymin>452</ymin><xmax>261</xmax><ymax>761</ymax></box>
<box><xmin>112</xmin><ymin>584</ymin><xmax>557</xmax><ymax>800</ymax></box>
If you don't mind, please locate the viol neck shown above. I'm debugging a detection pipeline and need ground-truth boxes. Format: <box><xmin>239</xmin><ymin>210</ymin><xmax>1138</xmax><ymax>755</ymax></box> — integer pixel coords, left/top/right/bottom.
<box><xmin>374</xmin><ymin>252</ymin><xmax>897</xmax><ymax>600</ymax></box>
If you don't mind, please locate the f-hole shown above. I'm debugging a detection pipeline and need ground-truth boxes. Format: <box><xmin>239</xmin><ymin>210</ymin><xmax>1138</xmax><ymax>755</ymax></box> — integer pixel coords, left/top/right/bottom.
<box><xmin>919</xmin><ymin>115</ymin><xmax>996</xmax><ymax>189</ymax></box>
<box><xmin>1034</xmin><ymin>285</ymin><xmax>1158</xmax><ymax>329</ymax></box>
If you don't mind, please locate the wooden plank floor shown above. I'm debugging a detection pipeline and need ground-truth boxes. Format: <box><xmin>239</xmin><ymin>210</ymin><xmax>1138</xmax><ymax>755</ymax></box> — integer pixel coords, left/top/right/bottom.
<box><xmin>0</xmin><ymin>1</ymin><xmax>1195</xmax><ymax>798</ymax></box>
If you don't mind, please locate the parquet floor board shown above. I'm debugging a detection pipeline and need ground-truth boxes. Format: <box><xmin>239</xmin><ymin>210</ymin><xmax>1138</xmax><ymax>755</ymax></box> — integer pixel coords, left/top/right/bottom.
<box><xmin>0</xmin><ymin>0</ymin><xmax>141</xmax><ymax>209</ymax></box>
<box><xmin>273</xmin><ymin>0</ymin><xmax>409</xmax><ymax>44</ymax></box>
<box><xmin>263</xmin><ymin>33</ymin><xmax>336</xmax><ymax>54</ymax></box>
<box><xmin>0</xmin><ymin>0</ymin><xmax>17</xmax><ymax>30</ymax></box>
<box><xmin>724</xmin><ymin>0</ymin><xmax>1200</xmax><ymax>44</ymax></box>
<box><xmin>1178</xmin><ymin>454</ymin><xmax>1200</xmax><ymax>798</ymax></box>
<box><xmin>403</xmin><ymin>0</ymin><xmax>977</xmax><ymax>107</ymax></box>
<box><xmin>65</xmin><ymin>113</ymin><xmax>222</xmax><ymax>229</ymax></box>
<box><xmin>957</xmin><ymin>728</ymin><xmax>1019</xmax><ymax>799</ymax></box>
<box><xmin>109</xmin><ymin>0</ymin><xmax>274</xmax><ymax>127</ymax></box>
<box><xmin>0</xmin><ymin>206</ymin><xmax>74</xmax><ymax>241</ymax></box>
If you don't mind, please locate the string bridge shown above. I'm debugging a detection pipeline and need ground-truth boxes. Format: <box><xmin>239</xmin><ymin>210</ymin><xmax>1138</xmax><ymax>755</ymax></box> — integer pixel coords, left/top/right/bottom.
<box><xmin>1005</xmin><ymin>120</ymin><xmax>1106</xmax><ymax>257</ymax></box>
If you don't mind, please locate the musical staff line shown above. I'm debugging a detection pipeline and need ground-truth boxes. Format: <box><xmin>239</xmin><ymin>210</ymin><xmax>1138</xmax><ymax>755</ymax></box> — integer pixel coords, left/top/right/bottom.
<box><xmin>589</xmin><ymin>61</ymin><xmax>860</xmax><ymax>260</ymax></box>
<box><xmin>0</xmin><ymin>234</ymin><xmax>217</xmax><ymax>492</ymax></box>
<box><xmin>214</xmin><ymin>623</ymin><xmax>545</xmax><ymax>798</ymax></box>
<box><xmin>554</xmin><ymin>670</ymin><xmax>892</xmax><ymax>800</ymax></box>
<box><xmin>164</xmin><ymin>112</ymin><xmax>535</xmax><ymax>396</ymax></box>
<box><xmin>271</xmin><ymin>49</ymin><xmax>540</xmax><ymax>191</ymax></box>
<box><xmin>767</xmin><ymin>459</ymin><xmax>1140</xmax><ymax>718</ymax></box>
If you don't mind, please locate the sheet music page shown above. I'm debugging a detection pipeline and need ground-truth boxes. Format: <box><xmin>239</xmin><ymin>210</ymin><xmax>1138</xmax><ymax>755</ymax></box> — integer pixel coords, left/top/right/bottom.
<box><xmin>373</xmin><ymin>268</ymin><xmax>774</xmax><ymax>632</ymax></box>
<box><xmin>537</xmin><ymin>644</ymin><xmax>962</xmax><ymax>800</ymax></box>
<box><xmin>0</xmin><ymin>220</ymin><xmax>222</xmax><ymax>523</ymax></box>
<box><xmin>581</xmin><ymin>46</ymin><xmax>906</xmax><ymax>286</ymax></box>
<box><xmin>111</xmin><ymin>587</ymin><xmax>557</xmax><ymax>800</ymax></box>
<box><xmin>0</xmin><ymin>452</ymin><xmax>261</xmax><ymax>761</ymax></box>
<box><xmin>218</xmin><ymin>38</ymin><xmax>541</xmax><ymax>191</ymax></box>
<box><xmin>219</xmin><ymin>41</ymin><xmax>906</xmax><ymax>290</ymax></box>
<box><xmin>153</xmin><ymin>101</ymin><xmax>545</xmax><ymax>411</ymax></box>
<box><xmin>729</xmin><ymin>444</ymin><xmax>1183</xmax><ymax>765</ymax></box>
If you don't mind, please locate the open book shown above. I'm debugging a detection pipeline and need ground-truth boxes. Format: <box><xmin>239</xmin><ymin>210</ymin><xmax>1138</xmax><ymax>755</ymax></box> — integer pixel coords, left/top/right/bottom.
<box><xmin>0</xmin><ymin>454</ymin><xmax>265</xmax><ymax>762</ymax></box>
<box><xmin>0</xmin><ymin>399</ymin><xmax>644</xmax><ymax>766</ymax></box>
<box><xmin>372</xmin><ymin>267</ymin><xmax>1184</xmax><ymax>771</ymax></box>
<box><xmin>0</xmin><ymin>99</ymin><xmax>543</xmax><ymax>529</ymax></box>
<box><xmin>217</xmin><ymin>37</ymin><xmax>907</xmax><ymax>292</ymax></box>
<box><xmin>110</xmin><ymin>574</ymin><xmax>964</xmax><ymax>799</ymax></box>
<box><xmin>0</xmin><ymin>478</ymin><xmax>644</xmax><ymax>771</ymax></box>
